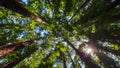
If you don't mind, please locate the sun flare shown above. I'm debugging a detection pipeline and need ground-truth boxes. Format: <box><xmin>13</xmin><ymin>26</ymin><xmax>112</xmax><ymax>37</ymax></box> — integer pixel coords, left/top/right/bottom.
<box><xmin>82</xmin><ymin>47</ymin><xmax>93</xmax><ymax>54</ymax></box>
<box><xmin>86</xmin><ymin>48</ymin><xmax>92</xmax><ymax>54</ymax></box>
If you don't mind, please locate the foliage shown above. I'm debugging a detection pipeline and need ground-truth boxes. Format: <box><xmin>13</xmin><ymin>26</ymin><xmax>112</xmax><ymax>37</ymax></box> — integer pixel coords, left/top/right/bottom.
<box><xmin>0</xmin><ymin>0</ymin><xmax>120</xmax><ymax>68</ymax></box>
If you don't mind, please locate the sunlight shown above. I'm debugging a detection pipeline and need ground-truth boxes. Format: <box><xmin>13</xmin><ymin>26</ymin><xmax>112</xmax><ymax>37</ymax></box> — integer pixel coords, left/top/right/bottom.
<box><xmin>86</xmin><ymin>48</ymin><xmax>92</xmax><ymax>54</ymax></box>
<box><xmin>82</xmin><ymin>46</ymin><xmax>93</xmax><ymax>55</ymax></box>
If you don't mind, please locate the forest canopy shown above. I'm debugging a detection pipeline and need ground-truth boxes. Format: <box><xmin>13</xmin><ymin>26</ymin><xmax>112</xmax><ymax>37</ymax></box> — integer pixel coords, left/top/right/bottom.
<box><xmin>0</xmin><ymin>0</ymin><xmax>120</xmax><ymax>68</ymax></box>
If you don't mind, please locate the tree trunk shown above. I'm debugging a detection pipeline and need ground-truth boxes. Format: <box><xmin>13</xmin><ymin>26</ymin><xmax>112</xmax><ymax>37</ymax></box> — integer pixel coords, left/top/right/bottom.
<box><xmin>64</xmin><ymin>39</ymin><xmax>100</xmax><ymax>68</ymax></box>
<box><xmin>3</xmin><ymin>46</ymin><xmax>38</xmax><ymax>68</ymax></box>
<box><xmin>97</xmin><ymin>44</ymin><xmax>120</xmax><ymax>56</ymax></box>
<box><xmin>61</xmin><ymin>52</ymin><xmax>67</xmax><ymax>68</ymax></box>
<box><xmin>96</xmin><ymin>52</ymin><xmax>118</xmax><ymax>68</ymax></box>
<box><xmin>75</xmin><ymin>0</ymin><xmax>120</xmax><ymax>24</ymax></box>
<box><xmin>67</xmin><ymin>51</ymin><xmax>76</xmax><ymax>68</ymax></box>
<box><xmin>0</xmin><ymin>0</ymin><xmax>48</xmax><ymax>24</ymax></box>
<box><xmin>0</xmin><ymin>38</ymin><xmax>40</xmax><ymax>57</ymax></box>
<box><xmin>87</xmin><ymin>40</ymin><xmax>118</xmax><ymax>68</ymax></box>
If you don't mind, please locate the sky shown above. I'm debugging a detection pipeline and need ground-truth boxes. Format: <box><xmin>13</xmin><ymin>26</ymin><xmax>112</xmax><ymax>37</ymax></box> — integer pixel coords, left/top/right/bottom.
<box><xmin>22</xmin><ymin>0</ymin><xmax>28</xmax><ymax>4</ymax></box>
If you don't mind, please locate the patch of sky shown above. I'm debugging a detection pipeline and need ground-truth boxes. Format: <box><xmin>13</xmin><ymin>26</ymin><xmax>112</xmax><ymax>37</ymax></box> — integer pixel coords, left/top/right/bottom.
<box><xmin>48</xmin><ymin>10</ymin><xmax>54</xmax><ymax>18</ymax></box>
<box><xmin>53</xmin><ymin>62</ymin><xmax>63</xmax><ymax>68</ymax></box>
<box><xmin>8</xmin><ymin>16</ymin><xmax>19</xmax><ymax>25</ymax></box>
<box><xmin>22</xmin><ymin>0</ymin><xmax>28</xmax><ymax>4</ymax></box>
<box><xmin>38</xmin><ymin>40</ymin><xmax>44</xmax><ymax>45</ymax></box>
<box><xmin>41</xmin><ymin>30</ymin><xmax>49</xmax><ymax>37</ymax></box>
<box><xmin>66</xmin><ymin>16</ymin><xmax>71</xmax><ymax>21</ymax></box>
<box><xmin>41</xmin><ymin>1</ymin><xmax>54</xmax><ymax>18</ymax></box>
<box><xmin>34</xmin><ymin>26</ymin><xmax>42</xmax><ymax>34</ymax></box>
<box><xmin>19</xmin><ymin>19</ymin><xmax>30</xmax><ymax>26</ymax></box>
<box><xmin>17</xmin><ymin>30</ymin><xmax>28</xmax><ymax>39</ymax></box>
<box><xmin>0</xmin><ymin>59</ymin><xmax>6</xmax><ymax>64</ymax></box>
<box><xmin>107</xmin><ymin>53</ymin><xmax>120</xmax><ymax>67</ymax></box>
<box><xmin>21</xmin><ymin>49</ymin><xmax>25</xmax><ymax>55</ymax></box>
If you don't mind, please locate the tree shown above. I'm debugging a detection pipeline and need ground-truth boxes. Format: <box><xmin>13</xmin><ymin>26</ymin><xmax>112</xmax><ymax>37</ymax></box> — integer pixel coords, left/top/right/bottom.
<box><xmin>3</xmin><ymin>44</ymin><xmax>38</xmax><ymax>68</ymax></box>
<box><xmin>0</xmin><ymin>0</ymin><xmax>48</xmax><ymax>24</ymax></box>
<box><xmin>0</xmin><ymin>38</ymin><xmax>40</xmax><ymax>57</ymax></box>
<box><xmin>0</xmin><ymin>0</ymin><xmax>120</xmax><ymax>68</ymax></box>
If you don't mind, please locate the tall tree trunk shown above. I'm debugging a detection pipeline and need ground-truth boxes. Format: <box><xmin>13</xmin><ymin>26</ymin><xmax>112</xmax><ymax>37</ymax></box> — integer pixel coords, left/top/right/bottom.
<box><xmin>97</xmin><ymin>44</ymin><xmax>120</xmax><ymax>56</ymax></box>
<box><xmin>96</xmin><ymin>52</ymin><xmax>118</xmax><ymax>68</ymax></box>
<box><xmin>67</xmin><ymin>51</ymin><xmax>76</xmax><ymax>68</ymax></box>
<box><xmin>3</xmin><ymin>46</ymin><xmax>38</xmax><ymax>68</ymax></box>
<box><xmin>64</xmin><ymin>39</ymin><xmax>100</xmax><ymax>68</ymax></box>
<box><xmin>0</xmin><ymin>0</ymin><xmax>48</xmax><ymax>24</ymax></box>
<box><xmin>0</xmin><ymin>38</ymin><xmax>40</xmax><ymax>57</ymax></box>
<box><xmin>61</xmin><ymin>52</ymin><xmax>67</xmax><ymax>68</ymax></box>
<box><xmin>86</xmin><ymin>40</ymin><xmax>118</xmax><ymax>68</ymax></box>
<box><xmin>76</xmin><ymin>0</ymin><xmax>120</xmax><ymax>26</ymax></box>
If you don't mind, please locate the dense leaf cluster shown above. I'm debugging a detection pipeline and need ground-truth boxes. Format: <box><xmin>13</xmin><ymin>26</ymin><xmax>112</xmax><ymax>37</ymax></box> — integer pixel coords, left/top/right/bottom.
<box><xmin>0</xmin><ymin>0</ymin><xmax>120</xmax><ymax>68</ymax></box>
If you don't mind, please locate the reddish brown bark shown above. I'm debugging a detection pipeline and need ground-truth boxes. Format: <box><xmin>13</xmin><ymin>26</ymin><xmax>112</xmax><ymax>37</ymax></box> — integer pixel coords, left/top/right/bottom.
<box><xmin>0</xmin><ymin>39</ymin><xmax>39</xmax><ymax>57</ymax></box>
<box><xmin>3</xmin><ymin>47</ymin><xmax>38</xmax><ymax>68</ymax></box>
<box><xmin>0</xmin><ymin>0</ymin><xmax>48</xmax><ymax>24</ymax></box>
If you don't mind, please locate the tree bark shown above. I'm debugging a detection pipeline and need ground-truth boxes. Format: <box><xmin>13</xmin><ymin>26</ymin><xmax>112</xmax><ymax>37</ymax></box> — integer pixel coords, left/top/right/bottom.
<box><xmin>97</xmin><ymin>44</ymin><xmax>120</xmax><ymax>56</ymax></box>
<box><xmin>3</xmin><ymin>46</ymin><xmax>38</xmax><ymax>68</ymax></box>
<box><xmin>86</xmin><ymin>40</ymin><xmax>118</xmax><ymax>68</ymax></box>
<box><xmin>75</xmin><ymin>0</ymin><xmax>120</xmax><ymax>26</ymax></box>
<box><xmin>96</xmin><ymin>52</ymin><xmax>118</xmax><ymax>68</ymax></box>
<box><xmin>0</xmin><ymin>38</ymin><xmax>40</xmax><ymax>57</ymax></box>
<box><xmin>0</xmin><ymin>0</ymin><xmax>48</xmax><ymax>24</ymax></box>
<box><xmin>61</xmin><ymin>52</ymin><xmax>67</xmax><ymax>68</ymax></box>
<box><xmin>67</xmin><ymin>51</ymin><xmax>76</xmax><ymax>68</ymax></box>
<box><xmin>64</xmin><ymin>39</ymin><xmax>100</xmax><ymax>68</ymax></box>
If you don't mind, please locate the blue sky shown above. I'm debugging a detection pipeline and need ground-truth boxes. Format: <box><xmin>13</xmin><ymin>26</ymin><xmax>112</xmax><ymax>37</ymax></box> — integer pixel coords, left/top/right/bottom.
<box><xmin>22</xmin><ymin>0</ymin><xmax>28</xmax><ymax>4</ymax></box>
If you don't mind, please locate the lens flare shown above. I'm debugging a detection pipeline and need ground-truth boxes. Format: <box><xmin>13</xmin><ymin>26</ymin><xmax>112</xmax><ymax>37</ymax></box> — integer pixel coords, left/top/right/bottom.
<box><xmin>82</xmin><ymin>47</ymin><xmax>93</xmax><ymax>54</ymax></box>
<box><xmin>86</xmin><ymin>48</ymin><xmax>92</xmax><ymax>54</ymax></box>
